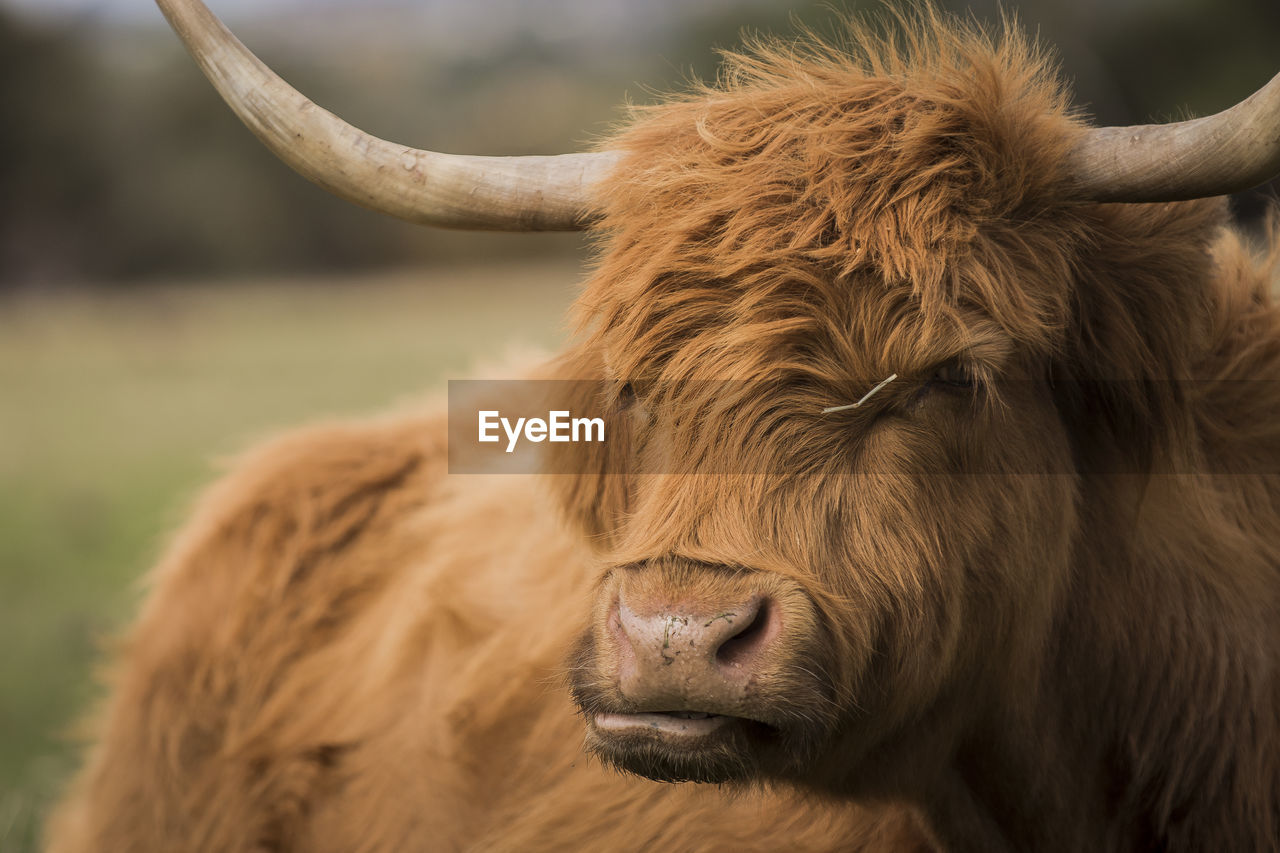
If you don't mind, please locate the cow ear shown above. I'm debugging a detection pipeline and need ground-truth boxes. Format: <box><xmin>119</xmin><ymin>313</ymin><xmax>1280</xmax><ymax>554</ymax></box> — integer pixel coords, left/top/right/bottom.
<box><xmin>1052</xmin><ymin>197</ymin><xmax>1227</xmax><ymax>473</ymax></box>
<box><xmin>543</xmin><ymin>346</ymin><xmax>634</xmax><ymax>547</ymax></box>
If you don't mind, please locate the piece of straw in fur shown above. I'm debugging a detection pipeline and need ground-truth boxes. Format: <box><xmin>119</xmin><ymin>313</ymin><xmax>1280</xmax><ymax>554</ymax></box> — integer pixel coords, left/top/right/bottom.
<box><xmin>822</xmin><ymin>373</ymin><xmax>898</xmax><ymax>414</ymax></box>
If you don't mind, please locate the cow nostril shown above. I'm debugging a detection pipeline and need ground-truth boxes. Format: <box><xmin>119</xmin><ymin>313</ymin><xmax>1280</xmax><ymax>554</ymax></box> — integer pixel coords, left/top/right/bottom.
<box><xmin>714</xmin><ymin>598</ymin><xmax>774</xmax><ymax>667</ymax></box>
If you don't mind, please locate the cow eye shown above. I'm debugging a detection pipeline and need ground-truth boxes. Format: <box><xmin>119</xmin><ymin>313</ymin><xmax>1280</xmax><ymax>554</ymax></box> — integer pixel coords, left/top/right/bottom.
<box><xmin>929</xmin><ymin>361</ymin><xmax>975</xmax><ymax>389</ymax></box>
<box><xmin>616</xmin><ymin>381</ymin><xmax>637</xmax><ymax>409</ymax></box>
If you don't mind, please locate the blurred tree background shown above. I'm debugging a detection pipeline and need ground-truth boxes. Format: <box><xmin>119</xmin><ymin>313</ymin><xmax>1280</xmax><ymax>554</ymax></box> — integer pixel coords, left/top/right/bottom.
<box><xmin>2</xmin><ymin>0</ymin><xmax>1278</xmax><ymax>288</ymax></box>
<box><xmin>0</xmin><ymin>0</ymin><xmax>1277</xmax><ymax>849</ymax></box>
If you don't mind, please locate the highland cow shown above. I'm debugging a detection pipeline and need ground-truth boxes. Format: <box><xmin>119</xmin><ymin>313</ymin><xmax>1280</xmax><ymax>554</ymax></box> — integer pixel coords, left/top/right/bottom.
<box><xmin>48</xmin><ymin>1</ymin><xmax>1280</xmax><ymax>851</ymax></box>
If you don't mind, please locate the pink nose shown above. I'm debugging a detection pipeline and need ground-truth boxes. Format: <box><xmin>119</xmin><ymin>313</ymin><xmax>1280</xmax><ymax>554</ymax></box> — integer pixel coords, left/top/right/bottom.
<box><xmin>612</xmin><ymin>593</ymin><xmax>780</xmax><ymax>708</ymax></box>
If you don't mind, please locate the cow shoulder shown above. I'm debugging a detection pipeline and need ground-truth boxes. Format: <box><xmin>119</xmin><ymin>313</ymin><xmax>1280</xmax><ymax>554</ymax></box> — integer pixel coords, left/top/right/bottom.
<box><xmin>47</xmin><ymin>408</ymin><xmax>451</xmax><ymax>852</ymax></box>
<box><xmin>148</xmin><ymin>407</ymin><xmax>446</xmax><ymax>648</ymax></box>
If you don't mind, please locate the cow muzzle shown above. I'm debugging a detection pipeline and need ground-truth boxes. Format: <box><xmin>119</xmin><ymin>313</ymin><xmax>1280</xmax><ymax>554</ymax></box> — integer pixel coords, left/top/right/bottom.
<box><xmin>606</xmin><ymin>588</ymin><xmax>779</xmax><ymax>719</ymax></box>
<box><xmin>573</xmin><ymin>561</ymin><xmax>837</xmax><ymax>782</ymax></box>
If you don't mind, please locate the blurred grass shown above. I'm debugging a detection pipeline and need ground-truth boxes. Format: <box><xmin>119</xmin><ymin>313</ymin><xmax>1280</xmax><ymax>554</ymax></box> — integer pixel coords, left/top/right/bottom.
<box><xmin>0</xmin><ymin>259</ymin><xmax>578</xmax><ymax>849</ymax></box>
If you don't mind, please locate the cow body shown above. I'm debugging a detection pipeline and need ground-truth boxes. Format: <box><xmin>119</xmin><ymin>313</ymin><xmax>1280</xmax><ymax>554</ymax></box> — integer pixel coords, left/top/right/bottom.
<box><xmin>50</xmin><ymin>11</ymin><xmax>1278</xmax><ymax>852</ymax></box>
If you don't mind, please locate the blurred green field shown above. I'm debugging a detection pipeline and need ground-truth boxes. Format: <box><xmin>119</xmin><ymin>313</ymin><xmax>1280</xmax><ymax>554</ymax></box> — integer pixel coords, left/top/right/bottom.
<box><xmin>0</xmin><ymin>259</ymin><xmax>578</xmax><ymax>849</ymax></box>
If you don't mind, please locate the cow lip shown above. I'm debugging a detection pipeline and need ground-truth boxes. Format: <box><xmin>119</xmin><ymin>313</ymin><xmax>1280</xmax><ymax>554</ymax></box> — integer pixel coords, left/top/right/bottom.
<box><xmin>585</xmin><ymin>709</ymin><xmax>790</xmax><ymax>784</ymax></box>
<box><xmin>593</xmin><ymin>710</ymin><xmax>736</xmax><ymax>736</ymax></box>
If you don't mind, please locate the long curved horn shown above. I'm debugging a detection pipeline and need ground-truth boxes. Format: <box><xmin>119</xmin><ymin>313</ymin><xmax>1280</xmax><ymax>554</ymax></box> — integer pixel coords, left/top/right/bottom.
<box><xmin>155</xmin><ymin>0</ymin><xmax>619</xmax><ymax>231</ymax></box>
<box><xmin>1070</xmin><ymin>71</ymin><xmax>1280</xmax><ymax>203</ymax></box>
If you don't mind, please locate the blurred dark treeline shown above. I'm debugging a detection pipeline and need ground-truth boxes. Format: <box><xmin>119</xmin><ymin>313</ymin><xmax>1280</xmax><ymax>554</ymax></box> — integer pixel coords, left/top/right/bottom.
<box><xmin>1</xmin><ymin>0</ymin><xmax>1277</xmax><ymax>289</ymax></box>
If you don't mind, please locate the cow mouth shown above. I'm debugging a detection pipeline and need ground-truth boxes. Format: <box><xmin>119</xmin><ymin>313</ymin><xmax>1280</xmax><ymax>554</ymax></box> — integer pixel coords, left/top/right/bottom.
<box><xmin>584</xmin><ymin>708</ymin><xmax>781</xmax><ymax>783</ymax></box>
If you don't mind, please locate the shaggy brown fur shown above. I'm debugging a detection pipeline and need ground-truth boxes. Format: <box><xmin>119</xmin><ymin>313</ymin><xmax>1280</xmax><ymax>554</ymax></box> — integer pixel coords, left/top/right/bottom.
<box><xmin>50</xmin><ymin>9</ymin><xmax>1278</xmax><ymax>852</ymax></box>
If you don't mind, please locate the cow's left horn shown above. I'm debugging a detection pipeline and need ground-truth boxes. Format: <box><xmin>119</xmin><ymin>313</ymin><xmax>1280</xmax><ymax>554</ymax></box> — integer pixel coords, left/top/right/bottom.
<box><xmin>155</xmin><ymin>0</ymin><xmax>619</xmax><ymax>231</ymax></box>
<box><xmin>1069</xmin><ymin>71</ymin><xmax>1280</xmax><ymax>203</ymax></box>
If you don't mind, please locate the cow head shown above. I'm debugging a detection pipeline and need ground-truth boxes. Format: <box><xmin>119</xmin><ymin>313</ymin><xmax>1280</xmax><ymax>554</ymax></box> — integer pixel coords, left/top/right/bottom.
<box><xmin>549</xmin><ymin>22</ymin><xmax>1233</xmax><ymax>790</ymax></box>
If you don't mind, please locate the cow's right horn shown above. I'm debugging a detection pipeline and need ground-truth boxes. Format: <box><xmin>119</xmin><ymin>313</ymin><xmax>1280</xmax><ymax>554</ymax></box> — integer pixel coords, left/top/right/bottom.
<box><xmin>155</xmin><ymin>0</ymin><xmax>619</xmax><ymax>231</ymax></box>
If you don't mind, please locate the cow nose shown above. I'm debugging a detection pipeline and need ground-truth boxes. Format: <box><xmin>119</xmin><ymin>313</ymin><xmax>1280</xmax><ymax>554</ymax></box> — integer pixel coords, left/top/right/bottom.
<box><xmin>612</xmin><ymin>593</ymin><xmax>780</xmax><ymax>707</ymax></box>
